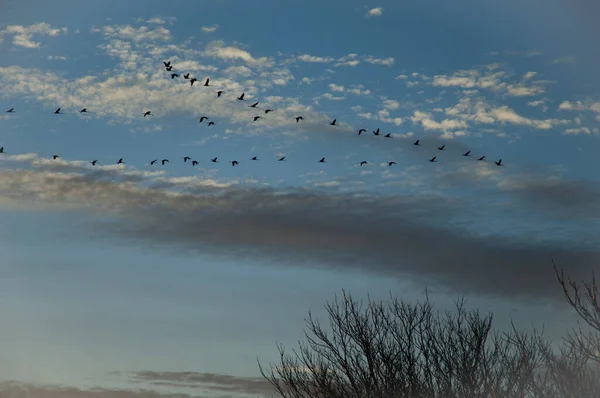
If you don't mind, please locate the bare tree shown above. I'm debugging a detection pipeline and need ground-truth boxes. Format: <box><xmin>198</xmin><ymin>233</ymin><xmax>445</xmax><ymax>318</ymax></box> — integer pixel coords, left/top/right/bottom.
<box><xmin>553</xmin><ymin>258</ymin><xmax>600</xmax><ymax>363</ymax></box>
<box><xmin>258</xmin><ymin>290</ymin><xmax>557</xmax><ymax>398</ymax></box>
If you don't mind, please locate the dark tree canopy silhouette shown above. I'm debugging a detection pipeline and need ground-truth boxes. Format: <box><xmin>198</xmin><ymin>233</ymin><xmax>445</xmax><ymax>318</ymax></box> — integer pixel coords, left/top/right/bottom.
<box><xmin>258</xmin><ymin>270</ymin><xmax>600</xmax><ymax>398</ymax></box>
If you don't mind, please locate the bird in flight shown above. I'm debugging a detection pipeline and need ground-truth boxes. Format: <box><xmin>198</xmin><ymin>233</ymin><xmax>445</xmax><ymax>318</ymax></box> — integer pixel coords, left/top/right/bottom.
<box><xmin>295</xmin><ymin>116</ymin><xmax>303</xmax><ymax>123</ymax></box>
<box><xmin>388</xmin><ymin>161</ymin><xmax>396</xmax><ymax>166</ymax></box>
<box><xmin>6</xmin><ymin>108</ymin><xmax>14</xmax><ymax>113</ymax></box>
<box><xmin>360</xmin><ymin>161</ymin><xmax>368</xmax><ymax>166</ymax></box>
<box><xmin>251</xmin><ymin>156</ymin><xmax>258</xmax><ymax>160</ymax></box>
<box><xmin>495</xmin><ymin>159</ymin><xmax>503</xmax><ymax>166</ymax></box>
<box><xmin>190</xmin><ymin>78</ymin><xmax>198</xmax><ymax>86</ymax></box>
<box><xmin>192</xmin><ymin>160</ymin><xmax>198</xmax><ymax>166</ymax></box>
<box><xmin>249</xmin><ymin>101</ymin><xmax>259</xmax><ymax>108</ymax></box>
<box><xmin>52</xmin><ymin>155</ymin><xmax>59</xmax><ymax>160</ymax></box>
<box><xmin>54</xmin><ymin>108</ymin><xmax>62</xmax><ymax>114</ymax></box>
<box><xmin>183</xmin><ymin>156</ymin><xmax>191</xmax><ymax>162</ymax></box>
<box><xmin>166</xmin><ymin>65</ymin><xmax>173</xmax><ymax>71</ymax></box>
<box><xmin>477</xmin><ymin>156</ymin><xmax>486</xmax><ymax>161</ymax></box>
<box><xmin>199</xmin><ymin>116</ymin><xmax>209</xmax><ymax>123</ymax></box>
<box><xmin>253</xmin><ymin>116</ymin><xmax>262</xmax><ymax>122</ymax></box>
<box><xmin>384</xmin><ymin>133</ymin><xmax>392</xmax><ymax>138</ymax></box>
<box><xmin>429</xmin><ymin>156</ymin><xmax>437</xmax><ymax>162</ymax></box>
<box><xmin>278</xmin><ymin>156</ymin><xmax>286</xmax><ymax>162</ymax></box>
<box><xmin>208</xmin><ymin>121</ymin><xmax>215</xmax><ymax>126</ymax></box>
<box><xmin>358</xmin><ymin>129</ymin><xmax>366</xmax><ymax>135</ymax></box>
<box><xmin>373</xmin><ymin>128</ymin><xmax>380</xmax><ymax>136</ymax></box>
<box><xmin>161</xmin><ymin>159</ymin><xmax>169</xmax><ymax>165</ymax></box>
<box><xmin>117</xmin><ymin>158</ymin><xmax>124</xmax><ymax>164</ymax></box>
<box><xmin>237</xmin><ymin>93</ymin><xmax>245</xmax><ymax>101</ymax></box>
<box><xmin>143</xmin><ymin>111</ymin><xmax>152</xmax><ymax>117</ymax></box>
<box><xmin>413</xmin><ymin>140</ymin><xmax>421</xmax><ymax>146</ymax></box>
<box><xmin>211</xmin><ymin>157</ymin><xmax>218</xmax><ymax>163</ymax></box>
<box><xmin>183</xmin><ymin>73</ymin><xmax>190</xmax><ymax>79</ymax></box>
<box><xmin>463</xmin><ymin>150</ymin><xmax>471</xmax><ymax>156</ymax></box>
<box><xmin>264</xmin><ymin>109</ymin><xmax>273</xmax><ymax>114</ymax></box>
<box><xmin>438</xmin><ymin>145</ymin><xmax>445</xmax><ymax>151</ymax></box>
<box><xmin>163</xmin><ymin>61</ymin><xmax>171</xmax><ymax>68</ymax></box>
<box><xmin>216</xmin><ymin>90</ymin><xmax>223</xmax><ymax>97</ymax></box>
<box><xmin>319</xmin><ymin>157</ymin><xmax>326</xmax><ymax>163</ymax></box>
<box><xmin>330</xmin><ymin>119</ymin><xmax>337</xmax><ymax>126</ymax></box>
<box><xmin>80</xmin><ymin>108</ymin><xmax>87</xmax><ymax>113</ymax></box>
<box><xmin>91</xmin><ymin>160</ymin><xmax>98</xmax><ymax>166</ymax></box>
<box><xmin>203</xmin><ymin>78</ymin><xmax>210</xmax><ymax>87</ymax></box>
<box><xmin>231</xmin><ymin>160</ymin><xmax>239</xmax><ymax>167</ymax></box>
<box><xmin>150</xmin><ymin>159</ymin><xmax>158</xmax><ymax>165</ymax></box>
<box><xmin>0</xmin><ymin>147</ymin><xmax>4</xmax><ymax>153</ymax></box>
<box><xmin>171</xmin><ymin>73</ymin><xmax>179</xmax><ymax>79</ymax></box>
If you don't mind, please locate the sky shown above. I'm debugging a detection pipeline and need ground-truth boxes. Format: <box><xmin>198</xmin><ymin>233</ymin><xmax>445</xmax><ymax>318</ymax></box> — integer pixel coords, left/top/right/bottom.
<box><xmin>0</xmin><ymin>0</ymin><xmax>599</xmax><ymax>396</ymax></box>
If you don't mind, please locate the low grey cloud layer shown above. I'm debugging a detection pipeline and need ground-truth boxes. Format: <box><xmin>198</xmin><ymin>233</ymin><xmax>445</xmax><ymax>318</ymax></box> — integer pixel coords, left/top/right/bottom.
<box><xmin>0</xmin><ymin>154</ymin><xmax>598</xmax><ymax>303</ymax></box>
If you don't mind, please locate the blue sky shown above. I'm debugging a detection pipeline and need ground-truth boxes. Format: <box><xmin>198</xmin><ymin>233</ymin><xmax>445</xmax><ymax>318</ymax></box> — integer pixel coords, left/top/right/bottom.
<box><xmin>0</xmin><ymin>0</ymin><xmax>599</xmax><ymax>397</ymax></box>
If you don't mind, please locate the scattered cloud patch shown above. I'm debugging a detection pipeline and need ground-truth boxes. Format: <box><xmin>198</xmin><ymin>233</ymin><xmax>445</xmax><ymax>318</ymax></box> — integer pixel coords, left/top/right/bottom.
<box><xmin>0</xmin><ymin>22</ymin><xmax>67</xmax><ymax>49</ymax></box>
<box><xmin>201</xmin><ymin>24</ymin><xmax>219</xmax><ymax>33</ymax></box>
<box><xmin>366</xmin><ymin>7</ymin><xmax>383</xmax><ymax>17</ymax></box>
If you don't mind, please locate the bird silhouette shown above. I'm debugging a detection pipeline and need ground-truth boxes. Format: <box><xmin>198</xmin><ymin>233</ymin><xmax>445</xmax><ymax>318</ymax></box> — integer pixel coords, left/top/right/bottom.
<box><xmin>183</xmin><ymin>156</ymin><xmax>191</xmax><ymax>162</ymax></box>
<box><xmin>143</xmin><ymin>111</ymin><xmax>152</xmax><ymax>117</ymax></box>
<box><xmin>319</xmin><ymin>157</ymin><xmax>326</xmax><ymax>163</ymax></box>
<box><xmin>295</xmin><ymin>116</ymin><xmax>303</xmax><ymax>123</ymax></box>
<box><xmin>183</xmin><ymin>73</ymin><xmax>190</xmax><ymax>79</ymax></box>
<box><xmin>384</xmin><ymin>133</ymin><xmax>392</xmax><ymax>138</ymax></box>
<box><xmin>330</xmin><ymin>119</ymin><xmax>337</xmax><ymax>126</ymax></box>
<box><xmin>358</xmin><ymin>129</ymin><xmax>366</xmax><ymax>135</ymax></box>
<box><xmin>171</xmin><ymin>73</ymin><xmax>179</xmax><ymax>79</ymax></box>
<box><xmin>208</xmin><ymin>121</ymin><xmax>215</xmax><ymax>126</ymax></box>
<box><xmin>463</xmin><ymin>150</ymin><xmax>471</xmax><ymax>156</ymax></box>
<box><xmin>413</xmin><ymin>140</ymin><xmax>421</xmax><ymax>146</ymax></box>
<box><xmin>360</xmin><ymin>161</ymin><xmax>368</xmax><ymax>166</ymax></box>
<box><xmin>278</xmin><ymin>156</ymin><xmax>286</xmax><ymax>161</ymax></box>
<box><xmin>237</xmin><ymin>93</ymin><xmax>245</xmax><ymax>101</ymax></box>
<box><xmin>6</xmin><ymin>108</ymin><xmax>14</xmax><ymax>113</ymax></box>
<box><xmin>211</xmin><ymin>157</ymin><xmax>218</xmax><ymax>163</ymax></box>
<box><xmin>80</xmin><ymin>108</ymin><xmax>87</xmax><ymax>113</ymax></box>
<box><xmin>117</xmin><ymin>158</ymin><xmax>124</xmax><ymax>164</ymax></box>
<box><xmin>91</xmin><ymin>160</ymin><xmax>98</xmax><ymax>166</ymax></box>
<box><xmin>373</xmin><ymin>128</ymin><xmax>380</xmax><ymax>136</ymax></box>
<box><xmin>264</xmin><ymin>109</ymin><xmax>273</xmax><ymax>113</ymax></box>
<box><xmin>52</xmin><ymin>155</ymin><xmax>59</xmax><ymax>160</ymax></box>
<box><xmin>54</xmin><ymin>108</ymin><xmax>62</xmax><ymax>114</ymax></box>
<box><xmin>203</xmin><ymin>78</ymin><xmax>210</xmax><ymax>87</ymax></box>
<box><xmin>253</xmin><ymin>116</ymin><xmax>262</xmax><ymax>122</ymax></box>
<box><xmin>231</xmin><ymin>160</ymin><xmax>239</xmax><ymax>166</ymax></box>
<box><xmin>150</xmin><ymin>159</ymin><xmax>158</xmax><ymax>165</ymax></box>
<box><xmin>495</xmin><ymin>159</ymin><xmax>503</xmax><ymax>166</ymax></box>
<box><xmin>429</xmin><ymin>156</ymin><xmax>437</xmax><ymax>162</ymax></box>
<box><xmin>199</xmin><ymin>116</ymin><xmax>209</xmax><ymax>123</ymax></box>
<box><xmin>251</xmin><ymin>156</ymin><xmax>258</xmax><ymax>160</ymax></box>
<box><xmin>163</xmin><ymin>61</ymin><xmax>171</xmax><ymax>68</ymax></box>
<box><xmin>166</xmin><ymin>65</ymin><xmax>173</xmax><ymax>71</ymax></box>
<box><xmin>438</xmin><ymin>145</ymin><xmax>445</xmax><ymax>151</ymax></box>
<box><xmin>477</xmin><ymin>156</ymin><xmax>486</xmax><ymax>161</ymax></box>
<box><xmin>388</xmin><ymin>161</ymin><xmax>396</xmax><ymax>166</ymax></box>
<box><xmin>190</xmin><ymin>78</ymin><xmax>197</xmax><ymax>86</ymax></box>
<box><xmin>249</xmin><ymin>101</ymin><xmax>259</xmax><ymax>108</ymax></box>
<box><xmin>192</xmin><ymin>160</ymin><xmax>198</xmax><ymax>166</ymax></box>
<box><xmin>216</xmin><ymin>90</ymin><xmax>223</xmax><ymax>97</ymax></box>
<box><xmin>0</xmin><ymin>147</ymin><xmax>4</xmax><ymax>153</ymax></box>
<box><xmin>161</xmin><ymin>159</ymin><xmax>169</xmax><ymax>165</ymax></box>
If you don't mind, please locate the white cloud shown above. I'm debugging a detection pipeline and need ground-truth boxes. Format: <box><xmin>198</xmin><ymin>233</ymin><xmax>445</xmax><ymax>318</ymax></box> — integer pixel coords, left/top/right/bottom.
<box><xmin>48</xmin><ymin>55</ymin><xmax>68</xmax><ymax>61</ymax></box>
<box><xmin>297</xmin><ymin>54</ymin><xmax>334</xmax><ymax>63</ymax></box>
<box><xmin>366</xmin><ymin>7</ymin><xmax>383</xmax><ymax>17</ymax></box>
<box><xmin>201</xmin><ymin>24</ymin><xmax>219</xmax><ymax>33</ymax></box>
<box><xmin>523</xmin><ymin>71</ymin><xmax>537</xmax><ymax>80</ymax></box>
<box><xmin>553</xmin><ymin>56</ymin><xmax>575</xmax><ymax>64</ymax></box>
<box><xmin>327</xmin><ymin>83</ymin><xmax>371</xmax><ymax>96</ymax></box>
<box><xmin>396</xmin><ymin>74</ymin><xmax>408</xmax><ymax>80</ymax></box>
<box><xmin>0</xmin><ymin>22</ymin><xmax>66</xmax><ymax>49</ymax></box>
<box><xmin>564</xmin><ymin>127</ymin><xmax>592</xmax><ymax>135</ymax></box>
<box><xmin>364</xmin><ymin>56</ymin><xmax>394</xmax><ymax>66</ymax></box>
<box><xmin>101</xmin><ymin>24</ymin><xmax>171</xmax><ymax>42</ymax></box>
<box><xmin>203</xmin><ymin>40</ymin><xmax>272</xmax><ymax>67</ymax></box>
<box><xmin>382</xmin><ymin>99</ymin><xmax>400</xmax><ymax>110</ymax></box>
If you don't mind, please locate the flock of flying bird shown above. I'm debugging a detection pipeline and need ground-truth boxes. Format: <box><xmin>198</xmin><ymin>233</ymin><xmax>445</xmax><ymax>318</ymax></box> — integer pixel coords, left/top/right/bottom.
<box><xmin>0</xmin><ymin>60</ymin><xmax>506</xmax><ymax>168</ymax></box>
